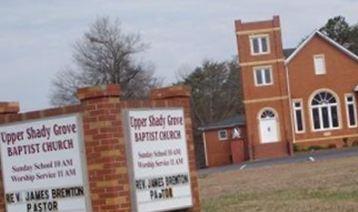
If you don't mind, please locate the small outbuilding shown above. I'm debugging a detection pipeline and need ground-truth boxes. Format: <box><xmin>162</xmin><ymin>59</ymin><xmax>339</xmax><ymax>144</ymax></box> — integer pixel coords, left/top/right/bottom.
<box><xmin>199</xmin><ymin>115</ymin><xmax>248</xmax><ymax>167</ymax></box>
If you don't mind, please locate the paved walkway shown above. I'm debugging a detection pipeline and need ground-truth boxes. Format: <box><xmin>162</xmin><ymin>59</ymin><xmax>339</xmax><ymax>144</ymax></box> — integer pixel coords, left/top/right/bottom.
<box><xmin>199</xmin><ymin>147</ymin><xmax>358</xmax><ymax>176</ymax></box>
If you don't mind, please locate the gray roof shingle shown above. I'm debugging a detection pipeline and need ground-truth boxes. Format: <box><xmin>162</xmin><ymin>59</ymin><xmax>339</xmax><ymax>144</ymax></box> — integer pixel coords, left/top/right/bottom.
<box><xmin>283</xmin><ymin>48</ymin><xmax>296</xmax><ymax>59</ymax></box>
<box><xmin>198</xmin><ymin>115</ymin><xmax>246</xmax><ymax>131</ymax></box>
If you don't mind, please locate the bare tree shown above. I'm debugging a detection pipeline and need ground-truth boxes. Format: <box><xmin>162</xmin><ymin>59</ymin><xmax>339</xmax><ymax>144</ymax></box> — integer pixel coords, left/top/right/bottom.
<box><xmin>50</xmin><ymin>17</ymin><xmax>160</xmax><ymax>106</ymax></box>
<box><xmin>176</xmin><ymin>58</ymin><xmax>243</xmax><ymax>168</ymax></box>
<box><xmin>177</xmin><ymin>58</ymin><xmax>243</xmax><ymax>126</ymax></box>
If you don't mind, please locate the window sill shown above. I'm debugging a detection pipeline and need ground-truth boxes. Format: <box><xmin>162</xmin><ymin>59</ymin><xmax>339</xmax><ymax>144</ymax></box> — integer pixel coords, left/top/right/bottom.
<box><xmin>312</xmin><ymin>127</ymin><xmax>341</xmax><ymax>132</ymax></box>
<box><xmin>261</xmin><ymin>140</ymin><xmax>280</xmax><ymax>144</ymax></box>
<box><xmin>255</xmin><ymin>83</ymin><xmax>273</xmax><ymax>87</ymax></box>
<box><xmin>251</xmin><ymin>51</ymin><xmax>270</xmax><ymax>56</ymax></box>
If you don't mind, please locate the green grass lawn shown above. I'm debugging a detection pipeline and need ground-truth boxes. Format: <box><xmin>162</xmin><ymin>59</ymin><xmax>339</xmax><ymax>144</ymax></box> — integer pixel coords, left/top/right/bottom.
<box><xmin>199</xmin><ymin>156</ymin><xmax>358</xmax><ymax>211</ymax></box>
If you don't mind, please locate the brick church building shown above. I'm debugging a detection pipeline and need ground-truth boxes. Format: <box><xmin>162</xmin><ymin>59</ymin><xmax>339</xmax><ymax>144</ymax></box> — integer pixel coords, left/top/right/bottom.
<box><xmin>201</xmin><ymin>16</ymin><xmax>358</xmax><ymax>167</ymax></box>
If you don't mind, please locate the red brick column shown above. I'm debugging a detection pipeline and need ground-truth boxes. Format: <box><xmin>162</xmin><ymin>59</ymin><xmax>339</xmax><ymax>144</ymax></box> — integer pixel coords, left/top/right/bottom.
<box><xmin>150</xmin><ymin>85</ymin><xmax>201</xmax><ymax>212</ymax></box>
<box><xmin>0</xmin><ymin>102</ymin><xmax>20</xmax><ymax>211</ymax></box>
<box><xmin>77</xmin><ymin>85</ymin><xmax>131</xmax><ymax>211</ymax></box>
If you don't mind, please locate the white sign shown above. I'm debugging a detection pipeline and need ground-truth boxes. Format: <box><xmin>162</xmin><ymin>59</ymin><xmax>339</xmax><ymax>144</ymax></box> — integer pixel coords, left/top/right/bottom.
<box><xmin>0</xmin><ymin>114</ymin><xmax>90</xmax><ymax>212</ymax></box>
<box><xmin>125</xmin><ymin>108</ymin><xmax>193</xmax><ymax>212</ymax></box>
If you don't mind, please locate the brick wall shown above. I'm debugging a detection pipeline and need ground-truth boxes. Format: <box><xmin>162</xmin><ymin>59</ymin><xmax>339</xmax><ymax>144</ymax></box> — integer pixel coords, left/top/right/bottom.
<box><xmin>235</xmin><ymin>16</ymin><xmax>358</xmax><ymax>153</ymax></box>
<box><xmin>77</xmin><ymin>84</ymin><xmax>201</xmax><ymax>211</ymax></box>
<box><xmin>0</xmin><ymin>84</ymin><xmax>201</xmax><ymax>212</ymax></box>
<box><xmin>287</xmin><ymin>34</ymin><xmax>358</xmax><ymax>147</ymax></box>
<box><xmin>203</xmin><ymin>126</ymin><xmax>247</xmax><ymax>167</ymax></box>
<box><xmin>0</xmin><ymin>102</ymin><xmax>20</xmax><ymax>210</ymax></box>
<box><xmin>235</xmin><ymin>16</ymin><xmax>292</xmax><ymax>160</ymax></box>
<box><xmin>77</xmin><ymin>85</ymin><xmax>131</xmax><ymax>211</ymax></box>
<box><xmin>204</xmin><ymin>129</ymin><xmax>233</xmax><ymax>167</ymax></box>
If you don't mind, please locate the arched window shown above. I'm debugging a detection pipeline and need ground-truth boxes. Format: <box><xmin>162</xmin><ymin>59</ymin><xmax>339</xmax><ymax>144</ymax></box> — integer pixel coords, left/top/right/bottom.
<box><xmin>311</xmin><ymin>91</ymin><xmax>339</xmax><ymax>130</ymax></box>
<box><xmin>260</xmin><ymin>110</ymin><xmax>275</xmax><ymax>119</ymax></box>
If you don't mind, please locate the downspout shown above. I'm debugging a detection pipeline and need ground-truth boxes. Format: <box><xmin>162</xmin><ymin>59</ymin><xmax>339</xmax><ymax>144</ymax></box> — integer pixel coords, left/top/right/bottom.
<box><xmin>285</xmin><ymin>64</ymin><xmax>296</xmax><ymax>154</ymax></box>
<box><xmin>202</xmin><ymin>131</ymin><xmax>209</xmax><ymax>167</ymax></box>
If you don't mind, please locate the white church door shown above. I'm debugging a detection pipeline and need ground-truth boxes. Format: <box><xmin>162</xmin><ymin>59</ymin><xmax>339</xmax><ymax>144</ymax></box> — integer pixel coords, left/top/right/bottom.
<box><xmin>259</xmin><ymin>109</ymin><xmax>279</xmax><ymax>143</ymax></box>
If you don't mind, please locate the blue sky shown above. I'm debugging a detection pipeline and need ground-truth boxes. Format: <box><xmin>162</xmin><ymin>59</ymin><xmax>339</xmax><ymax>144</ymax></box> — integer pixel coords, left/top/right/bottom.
<box><xmin>1</xmin><ymin>0</ymin><xmax>357</xmax><ymax>111</ymax></box>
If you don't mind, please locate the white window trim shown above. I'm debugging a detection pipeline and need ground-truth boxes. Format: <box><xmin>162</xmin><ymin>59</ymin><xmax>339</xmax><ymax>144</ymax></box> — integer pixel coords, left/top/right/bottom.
<box><xmin>313</xmin><ymin>54</ymin><xmax>326</xmax><ymax>75</ymax></box>
<box><xmin>292</xmin><ymin>99</ymin><xmax>305</xmax><ymax>134</ymax></box>
<box><xmin>253</xmin><ymin>66</ymin><xmax>273</xmax><ymax>87</ymax></box>
<box><xmin>311</xmin><ymin>104</ymin><xmax>340</xmax><ymax>131</ymax></box>
<box><xmin>345</xmin><ymin>93</ymin><xmax>358</xmax><ymax>128</ymax></box>
<box><xmin>218</xmin><ymin>129</ymin><xmax>228</xmax><ymax>141</ymax></box>
<box><xmin>309</xmin><ymin>89</ymin><xmax>342</xmax><ymax>132</ymax></box>
<box><xmin>249</xmin><ymin>34</ymin><xmax>271</xmax><ymax>56</ymax></box>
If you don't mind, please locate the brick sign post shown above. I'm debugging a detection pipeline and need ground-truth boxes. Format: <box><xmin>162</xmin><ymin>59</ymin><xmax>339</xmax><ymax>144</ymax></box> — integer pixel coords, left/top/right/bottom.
<box><xmin>124</xmin><ymin>108</ymin><xmax>193</xmax><ymax>211</ymax></box>
<box><xmin>0</xmin><ymin>84</ymin><xmax>201</xmax><ymax>212</ymax></box>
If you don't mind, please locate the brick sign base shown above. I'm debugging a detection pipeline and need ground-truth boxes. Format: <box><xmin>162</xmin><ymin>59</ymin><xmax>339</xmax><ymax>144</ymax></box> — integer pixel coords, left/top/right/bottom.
<box><xmin>0</xmin><ymin>84</ymin><xmax>201</xmax><ymax>212</ymax></box>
